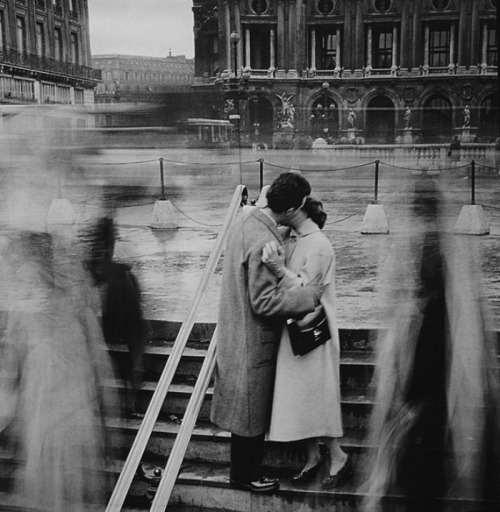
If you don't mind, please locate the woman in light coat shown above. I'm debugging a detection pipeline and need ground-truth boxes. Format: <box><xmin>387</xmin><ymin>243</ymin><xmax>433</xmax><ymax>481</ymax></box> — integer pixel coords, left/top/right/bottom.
<box><xmin>262</xmin><ymin>197</ymin><xmax>351</xmax><ymax>489</ymax></box>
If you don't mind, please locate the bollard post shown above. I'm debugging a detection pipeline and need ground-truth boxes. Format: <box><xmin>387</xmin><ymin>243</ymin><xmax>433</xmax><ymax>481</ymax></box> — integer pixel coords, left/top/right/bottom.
<box><xmin>259</xmin><ymin>158</ymin><xmax>264</xmax><ymax>191</ymax></box>
<box><xmin>159</xmin><ymin>158</ymin><xmax>165</xmax><ymax>200</ymax></box>
<box><xmin>374</xmin><ymin>160</ymin><xmax>380</xmax><ymax>203</ymax></box>
<box><xmin>471</xmin><ymin>160</ymin><xmax>476</xmax><ymax>205</ymax></box>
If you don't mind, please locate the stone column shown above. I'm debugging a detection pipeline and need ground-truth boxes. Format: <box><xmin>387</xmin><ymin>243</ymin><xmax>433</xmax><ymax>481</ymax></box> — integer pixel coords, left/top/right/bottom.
<box><xmin>295</xmin><ymin>0</ymin><xmax>305</xmax><ymax>75</ymax></box>
<box><xmin>343</xmin><ymin>0</ymin><xmax>353</xmax><ymax>70</ymax></box>
<box><xmin>310</xmin><ymin>28</ymin><xmax>316</xmax><ymax>72</ymax></box>
<box><xmin>412</xmin><ymin>0</ymin><xmax>422</xmax><ymax>70</ymax></box>
<box><xmin>245</xmin><ymin>27</ymin><xmax>251</xmax><ymax>68</ymax></box>
<box><xmin>270</xmin><ymin>27</ymin><xmax>276</xmax><ymax>70</ymax></box>
<box><xmin>335</xmin><ymin>27</ymin><xmax>342</xmax><ymax>74</ymax></box>
<box><xmin>423</xmin><ymin>24</ymin><xmax>429</xmax><ymax>72</ymax></box>
<box><xmin>277</xmin><ymin>0</ymin><xmax>285</xmax><ymax>71</ymax></box>
<box><xmin>234</xmin><ymin>1</ymin><xmax>241</xmax><ymax>72</ymax></box>
<box><xmin>288</xmin><ymin>0</ymin><xmax>298</xmax><ymax>76</ymax></box>
<box><xmin>481</xmin><ymin>23</ymin><xmax>488</xmax><ymax>68</ymax></box>
<box><xmin>354</xmin><ymin>0</ymin><xmax>364</xmax><ymax>71</ymax></box>
<box><xmin>223</xmin><ymin>1</ymin><xmax>231</xmax><ymax>71</ymax></box>
<box><xmin>400</xmin><ymin>0</ymin><xmax>410</xmax><ymax>69</ymax></box>
<box><xmin>470</xmin><ymin>0</ymin><xmax>480</xmax><ymax>68</ymax></box>
<box><xmin>457</xmin><ymin>0</ymin><xmax>469</xmax><ymax>67</ymax></box>
<box><xmin>391</xmin><ymin>26</ymin><xmax>398</xmax><ymax>73</ymax></box>
<box><xmin>366</xmin><ymin>25</ymin><xmax>372</xmax><ymax>71</ymax></box>
<box><xmin>450</xmin><ymin>23</ymin><xmax>456</xmax><ymax>69</ymax></box>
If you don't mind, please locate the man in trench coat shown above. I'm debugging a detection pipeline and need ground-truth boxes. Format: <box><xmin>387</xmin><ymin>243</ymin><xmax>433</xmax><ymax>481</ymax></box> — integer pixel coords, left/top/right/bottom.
<box><xmin>211</xmin><ymin>172</ymin><xmax>322</xmax><ymax>492</ymax></box>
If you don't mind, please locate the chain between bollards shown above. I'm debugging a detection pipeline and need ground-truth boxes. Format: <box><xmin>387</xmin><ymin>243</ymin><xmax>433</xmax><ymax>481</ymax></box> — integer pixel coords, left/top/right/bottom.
<box><xmin>374</xmin><ymin>160</ymin><xmax>380</xmax><ymax>203</ymax></box>
<box><xmin>259</xmin><ymin>158</ymin><xmax>264</xmax><ymax>191</ymax></box>
<box><xmin>471</xmin><ymin>160</ymin><xmax>476</xmax><ymax>206</ymax></box>
<box><xmin>159</xmin><ymin>158</ymin><xmax>165</xmax><ymax>200</ymax></box>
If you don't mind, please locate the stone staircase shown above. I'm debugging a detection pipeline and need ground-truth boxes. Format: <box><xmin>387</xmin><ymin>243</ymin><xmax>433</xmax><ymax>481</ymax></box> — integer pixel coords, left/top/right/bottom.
<box><xmin>1</xmin><ymin>320</ymin><xmax>499</xmax><ymax>511</ymax></box>
<box><xmin>108</xmin><ymin>322</ymin><xmax>377</xmax><ymax>511</ymax></box>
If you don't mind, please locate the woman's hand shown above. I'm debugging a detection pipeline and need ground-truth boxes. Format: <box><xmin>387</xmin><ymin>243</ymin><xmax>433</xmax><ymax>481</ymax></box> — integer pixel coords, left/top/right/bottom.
<box><xmin>262</xmin><ymin>241</ymin><xmax>286</xmax><ymax>279</ymax></box>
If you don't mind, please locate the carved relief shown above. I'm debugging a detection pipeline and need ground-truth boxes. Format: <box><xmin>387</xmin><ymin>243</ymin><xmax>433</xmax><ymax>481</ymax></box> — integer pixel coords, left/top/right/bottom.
<box><xmin>345</xmin><ymin>87</ymin><xmax>359</xmax><ymax>103</ymax></box>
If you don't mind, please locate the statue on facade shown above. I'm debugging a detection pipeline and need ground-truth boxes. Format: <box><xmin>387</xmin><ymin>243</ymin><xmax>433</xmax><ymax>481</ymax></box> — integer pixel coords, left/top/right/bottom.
<box><xmin>348</xmin><ymin>108</ymin><xmax>357</xmax><ymax>129</ymax></box>
<box><xmin>404</xmin><ymin>107</ymin><xmax>413</xmax><ymax>129</ymax></box>
<box><xmin>276</xmin><ymin>93</ymin><xmax>295</xmax><ymax>130</ymax></box>
<box><xmin>463</xmin><ymin>105</ymin><xmax>471</xmax><ymax>128</ymax></box>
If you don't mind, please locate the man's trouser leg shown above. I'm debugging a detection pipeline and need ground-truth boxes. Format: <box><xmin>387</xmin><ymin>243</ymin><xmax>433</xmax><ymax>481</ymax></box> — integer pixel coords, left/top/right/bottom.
<box><xmin>230</xmin><ymin>432</ymin><xmax>266</xmax><ymax>483</ymax></box>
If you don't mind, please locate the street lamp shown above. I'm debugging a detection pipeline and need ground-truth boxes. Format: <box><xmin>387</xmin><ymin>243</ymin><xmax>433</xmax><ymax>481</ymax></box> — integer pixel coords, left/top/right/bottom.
<box><xmin>229</xmin><ymin>31</ymin><xmax>240</xmax><ymax>76</ymax></box>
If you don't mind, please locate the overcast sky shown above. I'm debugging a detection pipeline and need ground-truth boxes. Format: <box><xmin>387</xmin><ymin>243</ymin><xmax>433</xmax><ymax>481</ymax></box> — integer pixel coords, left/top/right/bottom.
<box><xmin>87</xmin><ymin>0</ymin><xmax>194</xmax><ymax>59</ymax></box>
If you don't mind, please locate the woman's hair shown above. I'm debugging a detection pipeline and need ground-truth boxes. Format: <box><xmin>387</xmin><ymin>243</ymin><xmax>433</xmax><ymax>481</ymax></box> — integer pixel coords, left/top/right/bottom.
<box><xmin>303</xmin><ymin>196</ymin><xmax>327</xmax><ymax>229</ymax></box>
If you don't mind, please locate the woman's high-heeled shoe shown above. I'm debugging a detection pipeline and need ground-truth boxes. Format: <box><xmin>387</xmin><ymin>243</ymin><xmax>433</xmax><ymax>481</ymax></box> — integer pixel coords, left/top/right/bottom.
<box><xmin>321</xmin><ymin>456</ymin><xmax>353</xmax><ymax>490</ymax></box>
<box><xmin>291</xmin><ymin>454</ymin><xmax>325</xmax><ymax>485</ymax></box>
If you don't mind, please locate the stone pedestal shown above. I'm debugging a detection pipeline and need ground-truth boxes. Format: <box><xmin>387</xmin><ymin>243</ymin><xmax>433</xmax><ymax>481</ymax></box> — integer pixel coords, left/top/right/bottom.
<box><xmin>273</xmin><ymin>130</ymin><xmax>294</xmax><ymax>149</ymax></box>
<box><xmin>361</xmin><ymin>203</ymin><xmax>389</xmax><ymax>234</ymax></box>
<box><xmin>455</xmin><ymin>127</ymin><xmax>478</xmax><ymax>143</ymax></box>
<box><xmin>312</xmin><ymin>137</ymin><xmax>328</xmax><ymax>149</ymax></box>
<box><xmin>454</xmin><ymin>205</ymin><xmax>489</xmax><ymax>235</ymax></box>
<box><xmin>151</xmin><ymin>200</ymin><xmax>179</xmax><ymax>230</ymax></box>
<box><xmin>347</xmin><ymin>128</ymin><xmax>356</xmax><ymax>141</ymax></box>
<box><xmin>403</xmin><ymin>128</ymin><xmax>415</xmax><ymax>144</ymax></box>
<box><xmin>47</xmin><ymin>198</ymin><xmax>76</xmax><ymax>226</ymax></box>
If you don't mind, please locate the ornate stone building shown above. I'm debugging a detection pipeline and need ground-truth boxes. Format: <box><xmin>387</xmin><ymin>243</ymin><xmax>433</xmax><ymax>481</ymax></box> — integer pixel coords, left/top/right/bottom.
<box><xmin>192</xmin><ymin>0</ymin><xmax>498</xmax><ymax>144</ymax></box>
<box><xmin>0</xmin><ymin>0</ymin><xmax>99</xmax><ymax>105</ymax></box>
<box><xmin>92</xmin><ymin>53</ymin><xmax>195</xmax><ymax>104</ymax></box>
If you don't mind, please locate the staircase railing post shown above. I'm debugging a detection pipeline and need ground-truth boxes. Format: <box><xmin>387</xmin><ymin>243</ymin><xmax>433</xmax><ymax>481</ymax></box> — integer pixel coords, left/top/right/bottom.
<box><xmin>159</xmin><ymin>157</ymin><xmax>165</xmax><ymax>200</ymax></box>
<box><xmin>105</xmin><ymin>184</ymin><xmax>248</xmax><ymax>512</ymax></box>
<box><xmin>259</xmin><ymin>158</ymin><xmax>264</xmax><ymax>191</ymax></box>
<box><xmin>471</xmin><ymin>159</ymin><xmax>476</xmax><ymax>205</ymax></box>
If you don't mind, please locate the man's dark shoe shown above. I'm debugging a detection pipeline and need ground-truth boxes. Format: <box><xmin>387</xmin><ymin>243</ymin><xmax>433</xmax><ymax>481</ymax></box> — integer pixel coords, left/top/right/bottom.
<box><xmin>230</xmin><ymin>476</ymin><xmax>280</xmax><ymax>493</ymax></box>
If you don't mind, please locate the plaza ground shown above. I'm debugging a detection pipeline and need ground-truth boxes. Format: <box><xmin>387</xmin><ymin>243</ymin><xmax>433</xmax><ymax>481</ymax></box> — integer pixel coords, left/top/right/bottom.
<box><xmin>1</xmin><ymin>147</ymin><xmax>499</xmax><ymax>329</ymax></box>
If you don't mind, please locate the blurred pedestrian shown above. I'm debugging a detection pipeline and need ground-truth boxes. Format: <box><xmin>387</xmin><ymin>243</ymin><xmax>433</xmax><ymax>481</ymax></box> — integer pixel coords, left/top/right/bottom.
<box><xmin>0</xmin><ymin>230</ymin><xmax>116</xmax><ymax>512</ymax></box>
<box><xmin>362</xmin><ymin>183</ymin><xmax>500</xmax><ymax>512</ymax></box>
<box><xmin>85</xmin><ymin>216</ymin><xmax>145</xmax><ymax>419</ymax></box>
<box><xmin>447</xmin><ymin>135</ymin><xmax>461</xmax><ymax>165</ymax></box>
<box><xmin>211</xmin><ymin>172</ymin><xmax>324</xmax><ymax>493</ymax></box>
<box><xmin>263</xmin><ymin>197</ymin><xmax>350</xmax><ymax>489</ymax></box>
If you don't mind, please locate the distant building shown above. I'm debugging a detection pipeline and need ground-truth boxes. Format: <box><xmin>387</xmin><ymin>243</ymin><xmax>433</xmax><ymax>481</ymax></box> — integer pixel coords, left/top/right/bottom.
<box><xmin>0</xmin><ymin>0</ymin><xmax>100</xmax><ymax>105</ymax></box>
<box><xmin>192</xmin><ymin>0</ymin><xmax>498</xmax><ymax>144</ymax></box>
<box><xmin>92</xmin><ymin>53</ymin><xmax>195</xmax><ymax>104</ymax></box>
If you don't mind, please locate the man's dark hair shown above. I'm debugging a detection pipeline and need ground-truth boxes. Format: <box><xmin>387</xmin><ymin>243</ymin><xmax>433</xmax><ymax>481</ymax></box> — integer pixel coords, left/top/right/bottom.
<box><xmin>266</xmin><ymin>172</ymin><xmax>311</xmax><ymax>213</ymax></box>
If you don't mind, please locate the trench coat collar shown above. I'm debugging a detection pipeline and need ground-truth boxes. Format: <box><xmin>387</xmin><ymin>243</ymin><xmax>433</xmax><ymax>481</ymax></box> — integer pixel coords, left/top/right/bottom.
<box><xmin>251</xmin><ymin>208</ymin><xmax>283</xmax><ymax>240</ymax></box>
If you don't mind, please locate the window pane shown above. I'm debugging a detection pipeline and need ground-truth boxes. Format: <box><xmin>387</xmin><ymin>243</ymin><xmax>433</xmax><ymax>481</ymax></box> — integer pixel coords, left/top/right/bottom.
<box><xmin>429</xmin><ymin>26</ymin><xmax>449</xmax><ymax>67</ymax></box>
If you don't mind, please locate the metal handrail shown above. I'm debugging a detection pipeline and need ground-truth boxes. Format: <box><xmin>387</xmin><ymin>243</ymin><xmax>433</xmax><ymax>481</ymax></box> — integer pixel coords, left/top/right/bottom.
<box><xmin>150</xmin><ymin>327</ymin><xmax>218</xmax><ymax>511</ymax></box>
<box><xmin>105</xmin><ymin>184</ymin><xmax>247</xmax><ymax>512</ymax></box>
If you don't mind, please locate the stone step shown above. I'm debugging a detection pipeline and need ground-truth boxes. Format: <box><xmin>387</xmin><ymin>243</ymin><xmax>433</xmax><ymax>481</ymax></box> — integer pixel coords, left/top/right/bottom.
<box><xmin>107</xmin><ymin>343</ymin><xmax>377</xmax><ymax>390</ymax></box>
<box><xmin>107</xmin><ymin>379</ymin><xmax>375</xmax><ymax>430</ymax></box>
<box><xmin>112</xmin><ymin>459</ymin><xmax>495</xmax><ymax>512</ymax></box>
<box><xmin>105</xmin><ymin>417</ymin><xmax>371</xmax><ymax>469</ymax></box>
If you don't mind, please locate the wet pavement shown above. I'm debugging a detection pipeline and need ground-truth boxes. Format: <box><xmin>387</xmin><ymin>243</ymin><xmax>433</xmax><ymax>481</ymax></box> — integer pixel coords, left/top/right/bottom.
<box><xmin>1</xmin><ymin>147</ymin><xmax>499</xmax><ymax>328</ymax></box>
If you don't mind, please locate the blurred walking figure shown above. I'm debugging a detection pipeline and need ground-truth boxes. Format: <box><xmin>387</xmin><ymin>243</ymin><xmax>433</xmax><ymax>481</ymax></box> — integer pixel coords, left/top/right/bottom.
<box><xmin>0</xmin><ymin>230</ymin><xmax>116</xmax><ymax>512</ymax></box>
<box><xmin>447</xmin><ymin>135</ymin><xmax>461</xmax><ymax>166</ymax></box>
<box><xmin>362</xmin><ymin>183</ymin><xmax>500</xmax><ymax>512</ymax></box>
<box><xmin>85</xmin><ymin>216</ymin><xmax>145</xmax><ymax>418</ymax></box>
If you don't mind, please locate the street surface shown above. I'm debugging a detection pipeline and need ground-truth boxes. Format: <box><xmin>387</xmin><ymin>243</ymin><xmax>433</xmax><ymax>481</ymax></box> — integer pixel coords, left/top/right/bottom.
<box><xmin>1</xmin><ymin>147</ymin><xmax>499</xmax><ymax>328</ymax></box>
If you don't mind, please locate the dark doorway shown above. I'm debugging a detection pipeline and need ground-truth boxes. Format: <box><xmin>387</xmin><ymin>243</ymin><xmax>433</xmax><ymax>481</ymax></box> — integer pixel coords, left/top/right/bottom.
<box><xmin>366</xmin><ymin>95</ymin><xmax>395</xmax><ymax>143</ymax></box>
<box><xmin>249</xmin><ymin>96</ymin><xmax>274</xmax><ymax>144</ymax></box>
<box><xmin>422</xmin><ymin>95</ymin><xmax>452</xmax><ymax>142</ymax></box>
<box><xmin>310</xmin><ymin>97</ymin><xmax>339</xmax><ymax>139</ymax></box>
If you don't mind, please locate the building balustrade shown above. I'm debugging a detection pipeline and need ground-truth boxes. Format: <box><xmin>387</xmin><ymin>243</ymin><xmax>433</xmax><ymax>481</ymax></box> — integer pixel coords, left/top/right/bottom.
<box><xmin>0</xmin><ymin>47</ymin><xmax>101</xmax><ymax>81</ymax></box>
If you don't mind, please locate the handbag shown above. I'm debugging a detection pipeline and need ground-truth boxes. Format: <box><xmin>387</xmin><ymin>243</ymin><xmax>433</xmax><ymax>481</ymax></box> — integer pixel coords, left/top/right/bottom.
<box><xmin>287</xmin><ymin>307</ymin><xmax>330</xmax><ymax>357</ymax></box>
